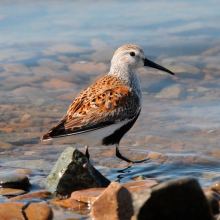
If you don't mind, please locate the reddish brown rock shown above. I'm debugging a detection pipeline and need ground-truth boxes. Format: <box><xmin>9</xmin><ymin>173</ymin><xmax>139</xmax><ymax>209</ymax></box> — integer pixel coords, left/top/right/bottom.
<box><xmin>71</xmin><ymin>188</ymin><xmax>105</xmax><ymax>203</ymax></box>
<box><xmin>210</xmin><ymin>181</ymin><xmax>220</xmax><ymax>195</ymax></box>
<box><xmin>51</xmin><ymin>198</ymin><xmax>88</xmax><ymax>209</ymax></box>
<box><xmin>91</xmin><ymin>182</ymin><xmax>133</xmax><ymax>220</ymax></box>
<box><xmin>1</xmin><ymin>188</ymin><xmax>27</xmax><ymax>197</ymax></box>
<box><xmin>0</xmin><ymin>202</ymin><xmax>53</xmax><ymax>220</ymax></box>
<box><xmin>149</xmin><ymin>153</ymin><xmax>160</xmax><ymax>159</ymax></box>
<box><xmin>9</xmin><ymin>190</ymin><xmax>52</xmax><ymax>202</ymax></box>
<box><xmin>71</xmin><ymin>180</ymin><xmax>158</xmax><ymax>204</ymax></box>
<box><xmin>123</xmin><ymin>180</ymin><xmax>158</xmax><ymax>194</ymax></box>
<box><xmin>205</xmin><ymin>190</ymin><xmax>220</xmax><ymax>215</ymax></box>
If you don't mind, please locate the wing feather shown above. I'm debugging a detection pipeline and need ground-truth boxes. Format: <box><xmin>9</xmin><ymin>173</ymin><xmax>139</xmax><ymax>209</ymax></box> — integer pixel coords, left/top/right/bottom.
<box><xmin>41</xmin><ymin>75</ymin><xmax>140</xmax><ymax>140</ymax></box>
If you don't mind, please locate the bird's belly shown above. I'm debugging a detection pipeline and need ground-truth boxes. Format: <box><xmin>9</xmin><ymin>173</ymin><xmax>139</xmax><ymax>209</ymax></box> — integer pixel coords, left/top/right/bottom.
<box><xmin>69</xmin><ymin>122</ymin><xmax>127</xmax><ymax>146</ymax></box>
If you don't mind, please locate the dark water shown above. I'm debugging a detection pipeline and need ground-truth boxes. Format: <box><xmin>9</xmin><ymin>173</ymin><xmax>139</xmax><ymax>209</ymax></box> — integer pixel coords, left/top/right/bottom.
<box><xmin>1</xmin><ymin>1</ymin><xmax>220</xmax><ymax>219</ymax></box>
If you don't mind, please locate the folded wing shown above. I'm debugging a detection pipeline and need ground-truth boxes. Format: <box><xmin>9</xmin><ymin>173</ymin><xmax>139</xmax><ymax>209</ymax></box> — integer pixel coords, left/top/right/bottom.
<box><xmin>41</xmin><ymin>75</ymin><xmax>140</xmax><ymax>140</ymax></box>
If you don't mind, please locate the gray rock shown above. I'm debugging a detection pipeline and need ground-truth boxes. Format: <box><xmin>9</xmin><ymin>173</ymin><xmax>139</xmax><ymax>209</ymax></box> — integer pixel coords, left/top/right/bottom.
<box><xmin>133</xmin><ymin>177</ymin><xmax>214</xmax><ymax>220</ymax></box>
<box><xmin>0</xmin><ymin>172</ymin><xmax>30</xmax><ymax>190</ymax></box>
<box><xmin>45</xmin><ymin>147</ymin><xmax>110</xmax><ymax>196</ymax></box>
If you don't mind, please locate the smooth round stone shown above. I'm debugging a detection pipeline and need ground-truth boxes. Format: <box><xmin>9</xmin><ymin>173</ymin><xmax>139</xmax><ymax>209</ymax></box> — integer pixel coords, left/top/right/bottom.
<box><xmin>9</xmin><ymin>190</ymin><xmax>52</xmax><ymax>202</ymax></box>
<box><xmin>3</xmin><ymin>63</ymin><xmax>31</xmax><ymax>75</ymax></box>
<box><xmin>0</xmin><ymin>172</ymin><xmax>30</xmax><ymax>190</ymax></box>
<box><xmin>210</xmin><ymin>181</ymin><xmax>220</xmax><ymax>194</ymax></box>
<box><xmin>1</xmin><ymin>188</ymin><xmax>27</xmax><ymax>196</ymax></box>
<box><xmin>205</xmin><ymin>190</ymin><xmax>220</xmax><ymax>215</ymax></box>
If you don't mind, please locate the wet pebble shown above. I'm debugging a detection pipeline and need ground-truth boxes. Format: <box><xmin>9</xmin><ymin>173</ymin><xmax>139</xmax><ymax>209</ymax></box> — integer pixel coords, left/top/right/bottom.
<box><xmin>91</xmin><ymin>182</ymin><xmax>133</xmax><ymax>220</ymax></box>
<box><xmin>3</xmin><ymin>63</ymin><xmax>32</xmax><ymax>75</ymax></box>
<box><xmin>0</xmin><ymin>202</ymin><xmax>53</xmax><ymax>220</ymax></box>
<box><xmin>0</xmin><ymin>188</ymin><xmax>27</xmax><ymax>197</ymax></box>
<box><xmin>0</xmin><ymin>171</ymin><xmax>30</xmax><ymax>190</ymax></box>
<box><xmin>123</xmin><ymin>180</ymin><xmax>158</xmax><ymax>194</ymax></box>
<box><xmin>12</xmin><ymin>86</ymin><xmax>47</xmax><ymax>101</ymax></box>
<box><xmin>71</xmin><ymin>188</ymin><xmax>105</xmax><ymax>204</ymax></box>
<box><xmin>51</xmin><ymin>198</ymin><xmax>88</xmax><ymax>209</ymax></box>
<box><xmin>9</xmin><ymin>190</ymin><xmax>52</xmax><ymax>202</ymax></box>
<box><xmin>37</xmin><ymin>58</ymin><xmax>65</xmax><ymax>70</ymax></box>
<box><xmin>205</xmin><ymin>190</ymin><xmax>220</xmax><ymax>215</ymax></box>
<box><xmin>70</xmin><ymin>180</ymin><xmax>158</xmax><ymax>204</ymax></box>
<box><xmin>210</xmin><ymin>181</ymin><xmax>220</xmax><ymax>195</ymax></box>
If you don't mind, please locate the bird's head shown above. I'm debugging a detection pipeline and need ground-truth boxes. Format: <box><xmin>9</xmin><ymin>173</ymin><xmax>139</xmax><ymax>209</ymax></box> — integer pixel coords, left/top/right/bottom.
<box><xmin>110</xmin><ymin>44</ymin><xmax>174</xmax><ymax>75</ymax></box>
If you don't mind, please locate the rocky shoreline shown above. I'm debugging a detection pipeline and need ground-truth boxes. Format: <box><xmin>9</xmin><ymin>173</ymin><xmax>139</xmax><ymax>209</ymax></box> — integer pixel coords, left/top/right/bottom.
<box><xmin>0</xmin><ymin>147</ymin><xmax>219</xmax><ymax>220</ymax></box>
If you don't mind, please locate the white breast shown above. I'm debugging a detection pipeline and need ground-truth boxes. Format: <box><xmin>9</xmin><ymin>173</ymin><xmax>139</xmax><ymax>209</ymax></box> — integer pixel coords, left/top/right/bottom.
<box><xmin>53</xmin><ymin>121</ymin><xmax>128</xmax><ymax>147</ymax></box>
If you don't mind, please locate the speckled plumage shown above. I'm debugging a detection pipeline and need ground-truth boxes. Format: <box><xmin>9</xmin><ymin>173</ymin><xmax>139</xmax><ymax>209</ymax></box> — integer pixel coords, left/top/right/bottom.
<box><xmin>42</xmin><ymin>44</ymin><xmax>174</xmax><ymax>162</ymax></box>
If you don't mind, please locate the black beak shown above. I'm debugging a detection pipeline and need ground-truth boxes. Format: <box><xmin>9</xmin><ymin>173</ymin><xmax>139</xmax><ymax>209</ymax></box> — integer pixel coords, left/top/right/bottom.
<box><xmin>144</xmin><ymin>58</ymin><xmax>174</xmax><ymax>75</ymax></box>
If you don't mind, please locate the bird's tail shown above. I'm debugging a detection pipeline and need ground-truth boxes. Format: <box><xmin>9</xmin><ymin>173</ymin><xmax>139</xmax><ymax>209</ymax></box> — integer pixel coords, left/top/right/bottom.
<box><xmin>41</xmin><ymin>133</ymin><xmax>52</xmax><ymax>141</ymax></box>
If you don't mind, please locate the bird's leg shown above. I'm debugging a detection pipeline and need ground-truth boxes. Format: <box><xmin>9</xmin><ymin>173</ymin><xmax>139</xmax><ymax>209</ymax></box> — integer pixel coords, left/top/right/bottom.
<box><xmin>116</xmin><ymin>143</ymin><xmax>132</xmax><ymax>163</ymax></box>
<box><xmin>85</xmin><ymin>145</ymin><xmax>90</xmax><ymax>160</ymax></box>
<box><xmin>116</xmin><ymin>143</ymin><xmax>149</xmax><ymax>164</ymax></box>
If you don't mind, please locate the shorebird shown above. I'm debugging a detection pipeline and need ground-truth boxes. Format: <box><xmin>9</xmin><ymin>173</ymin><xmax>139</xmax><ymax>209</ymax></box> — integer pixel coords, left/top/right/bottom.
<box><xmin>42</xmin><ymin>45</ymin><xmax>174</xmax><ymax>163</ymax></box>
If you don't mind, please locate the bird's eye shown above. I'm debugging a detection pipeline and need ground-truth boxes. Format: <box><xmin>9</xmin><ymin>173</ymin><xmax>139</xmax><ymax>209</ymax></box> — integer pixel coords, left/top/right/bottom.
<box><xmin>130</xmin><ymin>52</ymin><xmax>135</xmax><ymax>57</ymax></box>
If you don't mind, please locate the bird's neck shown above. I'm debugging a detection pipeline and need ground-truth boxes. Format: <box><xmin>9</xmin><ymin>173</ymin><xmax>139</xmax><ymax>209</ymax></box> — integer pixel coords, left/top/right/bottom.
<box><xmin>108</xmin><ymin>65</ymin><xmax>142</xmax><ymax>97</ymax></box>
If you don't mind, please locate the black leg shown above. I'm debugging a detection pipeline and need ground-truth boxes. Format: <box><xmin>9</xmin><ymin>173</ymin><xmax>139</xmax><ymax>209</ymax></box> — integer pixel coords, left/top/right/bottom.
<box><xmin>21</xmin><ymin>202</ymin><xmax>30</xmax><ymax>220</ymax></box>
<box><xmin>116</xmin><ymin>144</ymin><xmax>149</xmax><ymax>164</ymax></box>
<box><xmin>85</xmin><ymin>146</ymin><xmax>90</xmax><ymax>160</ymax></box>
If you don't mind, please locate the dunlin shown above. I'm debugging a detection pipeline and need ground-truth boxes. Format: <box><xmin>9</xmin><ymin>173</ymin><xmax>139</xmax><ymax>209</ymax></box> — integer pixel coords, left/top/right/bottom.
<box><xmin>42</xmin><ymin>45</ymin><xmax>174</xmax><ymax>163</ymax></box>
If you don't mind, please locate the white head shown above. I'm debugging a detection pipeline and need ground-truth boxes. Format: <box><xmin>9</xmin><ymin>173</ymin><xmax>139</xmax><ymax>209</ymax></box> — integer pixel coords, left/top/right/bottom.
<box><xmin>110</xmin><ymin>45</ymin><xmax>146</xmax><ymax>73</ymax></box>
<box><xmin>110</xmin><ymin>44</ymin><xmax>174</xmax><ymax>78</ymax></box>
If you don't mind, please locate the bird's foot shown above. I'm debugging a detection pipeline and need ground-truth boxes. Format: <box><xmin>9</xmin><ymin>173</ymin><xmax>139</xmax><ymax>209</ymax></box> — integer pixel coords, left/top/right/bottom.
<box><xmin>116</xmin><ymin>148</ymin><xmax>148</xmax><ymax>164</ymax></box>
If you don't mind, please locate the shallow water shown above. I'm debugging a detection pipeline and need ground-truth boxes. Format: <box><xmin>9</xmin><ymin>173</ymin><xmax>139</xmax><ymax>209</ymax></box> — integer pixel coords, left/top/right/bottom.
<box><xmin>1</xmin><ymin>0</ymin><xmax>220</xmax><ymax>219</ymax></box>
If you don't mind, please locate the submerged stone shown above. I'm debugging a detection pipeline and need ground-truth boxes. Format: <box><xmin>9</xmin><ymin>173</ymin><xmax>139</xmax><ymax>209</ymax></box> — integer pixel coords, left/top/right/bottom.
<box><xmin>205</xmin><ymin>190</ymin><xmax>220</xmax><ymax>215</ymax></box>
<box><xmin>210</xmin><ymin>181</ymin><xmax>220</xmax><ymax>195</ymax></box>
<box><xmin>9</xmin><ymin>190</ymin><xmax>52</xmax><ymax>202</ymax></box>
<box><xmin>45</xmin><ymin>147</ymin><xmax>110</xmax><ymax>196</ymax></box>
<box><xmin>71</xmin><ymin>180</ymin><xmax>158</xmax><ymax>204</ymax></box>
<box><xmin>0</xmin><ymin>171</ymin><xmax>30</xmax><ymax>190</ymax></box>
<box><xmin>1</xmin><ymin>188</ymin><xmax>27</xmax><ymax>197</ymax></box>
<box><xmin>133</xmin><ymin>177</ymin><xmax>214</xmax><ymax>220</ymax></box>
<box><xmin>51</xmin><ymin>198</ymin><xmax>88</xmax><ymax>209</ymax></box>
<box><xmin>0</xmin><ymin>202</ymin><xmax>53</xmax><ymax>220</ymax></box>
